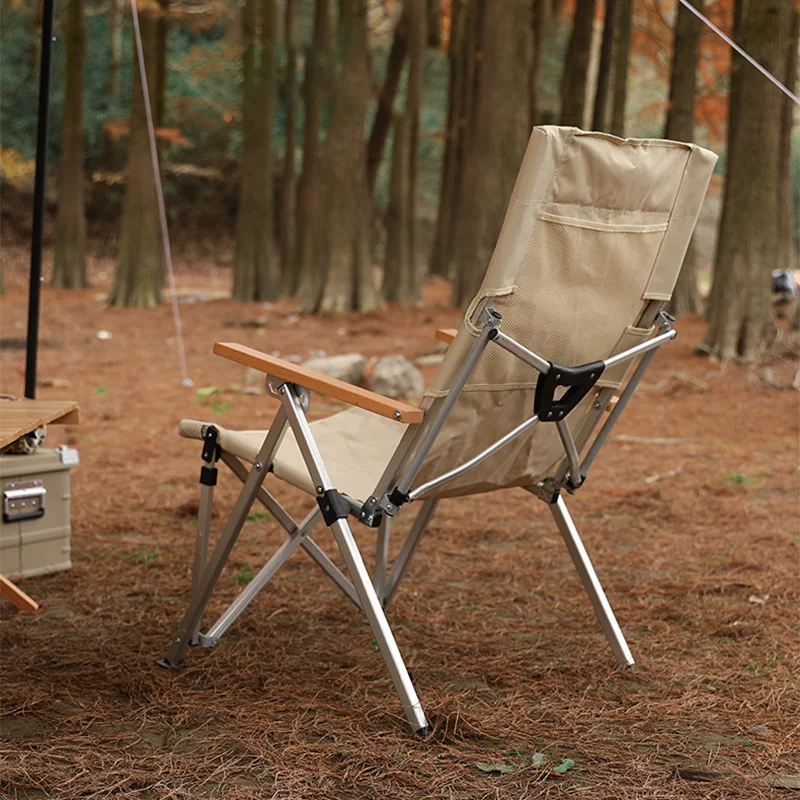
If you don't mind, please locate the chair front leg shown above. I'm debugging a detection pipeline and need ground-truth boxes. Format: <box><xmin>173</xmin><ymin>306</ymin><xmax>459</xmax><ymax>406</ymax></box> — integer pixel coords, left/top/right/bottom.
<box><xmin>160</xmin><ymin>410</ymin><xmax>289</xmax><ymax>668</ymax></box>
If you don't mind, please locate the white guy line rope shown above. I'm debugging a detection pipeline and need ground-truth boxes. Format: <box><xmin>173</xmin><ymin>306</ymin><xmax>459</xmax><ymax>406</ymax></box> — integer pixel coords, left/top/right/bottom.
<box><xmin>130</xmin><ymin>0</ymin><xmax>193</xmax><ymax>387</ymax></box>
<box><xmin>677</xmin><ymin>0</ymin><xmax>800</xmax><ymax>108</ymax></box>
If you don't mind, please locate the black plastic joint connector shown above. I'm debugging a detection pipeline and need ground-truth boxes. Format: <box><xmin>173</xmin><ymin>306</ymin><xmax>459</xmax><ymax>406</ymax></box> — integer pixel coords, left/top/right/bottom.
<box><xmin>317</xmin><ymin>489</ymin><xmax>351</xmax><ymax>526</ymax></box>
<box><xmin>534</xmin><ymin>360</ymin><xmax>605</xmax><ymax>422</ymax></box>
<box><xmin>199</xmin><ymin>466</ymin><xmax>218</xmax><ymax>486</ymax></box>
<box><xmin>565</xmin><ymin>472</ymin><xmax>586</xmax><ymax>493</ymax></box>
<box><xmin>201</xmin><ymin>428</ymin><xmax>221</xmax><ymax>463</ymax></box>
<box><xmin>387</xmin><ymin>487</ymin><xmax>410</xmax><ymax>508</ymax></box>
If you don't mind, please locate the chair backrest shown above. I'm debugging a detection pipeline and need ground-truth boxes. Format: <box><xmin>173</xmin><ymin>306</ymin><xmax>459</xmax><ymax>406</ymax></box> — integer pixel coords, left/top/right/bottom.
<box><xmin>413</xmin><ymin>126</ymin><xmax>717</xmax><ymax>498</ymax></box>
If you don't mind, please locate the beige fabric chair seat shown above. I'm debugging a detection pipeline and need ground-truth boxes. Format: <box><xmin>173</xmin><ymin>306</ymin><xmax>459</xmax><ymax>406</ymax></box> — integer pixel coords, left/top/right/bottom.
<box><xmin>179</xmin><ymin>407</ymin><xmax>406</xmax><ymax>504</ymax></box>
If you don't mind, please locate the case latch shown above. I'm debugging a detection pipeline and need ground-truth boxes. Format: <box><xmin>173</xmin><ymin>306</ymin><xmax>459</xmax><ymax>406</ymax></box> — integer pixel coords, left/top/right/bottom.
<box><xmin>3</xmin><ymin>480</ymin><xmax>47</xmax><ymax>523</ymax></box>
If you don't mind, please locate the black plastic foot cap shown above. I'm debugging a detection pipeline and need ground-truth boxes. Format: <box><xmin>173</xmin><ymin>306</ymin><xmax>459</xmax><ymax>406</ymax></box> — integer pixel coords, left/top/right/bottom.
<box><xmin>156</xmin><ymin>657</ymin><xmax>180</xmax><ymax>670</ymax></box>
<box><xmin>415</xmin><ymin>725</ymin><xmax>432</xmax><ymax>739</ymax></box>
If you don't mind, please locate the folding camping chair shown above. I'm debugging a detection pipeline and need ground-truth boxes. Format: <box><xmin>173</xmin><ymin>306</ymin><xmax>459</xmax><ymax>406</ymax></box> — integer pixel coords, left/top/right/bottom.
<box><xmin>159</xmin><ymin>126</ymin><xmax>717</xmax><ymax>735</ymax></box>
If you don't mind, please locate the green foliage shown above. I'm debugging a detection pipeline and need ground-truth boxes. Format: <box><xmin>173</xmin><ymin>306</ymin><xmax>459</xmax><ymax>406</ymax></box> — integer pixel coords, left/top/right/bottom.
<box><xmin>232</xmin><ymin>566</ymin><xmax>255</xmax><ymax>584</ymax></box>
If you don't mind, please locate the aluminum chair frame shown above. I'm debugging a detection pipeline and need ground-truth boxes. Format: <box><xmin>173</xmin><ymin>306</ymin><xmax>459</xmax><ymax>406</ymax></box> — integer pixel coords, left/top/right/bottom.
<box><xmin>160</xmin><ymin>301</ymin><xmax>676</xmax><ymax>735</ymax></box>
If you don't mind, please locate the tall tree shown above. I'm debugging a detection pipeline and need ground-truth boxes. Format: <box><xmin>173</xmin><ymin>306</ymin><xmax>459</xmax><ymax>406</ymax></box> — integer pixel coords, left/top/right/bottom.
<box><xmin>309</xmin><ymin>0</ymin><xmax>379</xmax><ymax>313</ymax></box>
<box><xmin>451</xmin><ymin>0</ymin><xmax>533</xmax><ymax>307</ymax></box>
<box><xmin>530</xmin><ymin>0</ymin><xmax>552</xmax><ymax>128</ymax></box>
<box><xmin>366</xmin><ymin>10</ymin><xmax>409</xmax><ymax>195</ymax></box>
<box><xmin>53</xmin><ymin>0</ymin><xmax>87</xmax><ymax>289</ymax></box>
<box><xmin>665</xmin><ymin>0</ymin><xmax>703</xmax><ymax>316</ymax></box>
<box><xmin>384</xmin><ymin>113</ymin><xmax>412</xmax><ymax>302</ymax></box>
<box><xmin>107</xmin><ymin>0</ymin><xmax>124</xmax><ymax>105</ymax></box>
<box><xmin>429</xmin><ymin>0</ymin><xmax>466</xmax><ymax>276</ymax></box>
<box><xmin>154</xmin><ymin>0</ymin><xmax>169</xmax><ymax>129</ymax></box>
<box><xmin>109</xmin><ymin>5</ymin><xmax>163</xmax><ymax>307</ymax></box>
<box><xmin>777</xmin><ymin>2</ymin><xmax>799</xmax><ymax>275</ymax></box>
<box><xmin>591</xmin><ymin>0</ymin><xmax>615</xmax><ymax>130</ymax></box>
<box><xmin>405</xmin><ymin>0</ymin><xmax>426</xmax><ymax>295</ymax></box>
<box><xmin>609</xmin><ymin>0</ymin><xmax>632</xmax><ymax>137</ymax></box>
<box><xmin>426</xmin><ymin>0</ymin><xmax>440</xmax><ymax>47</ymax></box>
<box><xmin>295</xmin><ymin>0</ymin><xmax>331</xmax><ymax>299</ymax></box>
<box><xmin>560</xmin><ymin>0</ymin><xmax>597</xmax><ymax>127</ymax></box>
<box><xmin>233</xmin><ymin>0</ymin><xmax>279</xmax><ymax>301</ymax></box>
<box><xmin>702</xmin><ymin>0</ymin><xmax>792</xmax><ymax>360</ymax></box>
<box><xmin>280</xmin><ymin>0</ymin><xmax>298</xmax><ymax>291</ymax></box>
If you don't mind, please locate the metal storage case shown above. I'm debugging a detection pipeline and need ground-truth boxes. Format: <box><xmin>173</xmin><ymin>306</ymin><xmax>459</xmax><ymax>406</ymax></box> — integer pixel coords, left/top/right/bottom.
<box><xmin>0</xmin><ymin>447</ymin><xmax>79</xmax><ymax>579</ymax></box>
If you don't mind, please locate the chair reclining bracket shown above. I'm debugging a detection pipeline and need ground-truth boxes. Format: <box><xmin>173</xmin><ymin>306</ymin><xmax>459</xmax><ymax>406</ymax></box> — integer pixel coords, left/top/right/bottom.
<box><xmin>201</xmin><ymin>427</ymin><xmax>221</xmax><ymax>462</ymax></box>
<box><xmin>534</xmin><ymin>360</ymin><xmax>605</xmax><ymax>422</ymax></box>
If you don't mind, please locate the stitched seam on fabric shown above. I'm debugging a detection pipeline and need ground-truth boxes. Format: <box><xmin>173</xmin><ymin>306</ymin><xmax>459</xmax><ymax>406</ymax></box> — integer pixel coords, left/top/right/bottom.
<box><xmin>538</xmin><ymin>212</ymin><xmax>669</xmax><ymax>234</ymax></box>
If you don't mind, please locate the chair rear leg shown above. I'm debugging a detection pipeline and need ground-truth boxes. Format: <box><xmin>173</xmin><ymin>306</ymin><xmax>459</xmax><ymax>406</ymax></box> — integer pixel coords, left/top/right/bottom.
<box><xmin>549</xmin><ymin>495</ymin><xmax>635</xmax><ymax>668</ymax></box>
<box><xmin>374</xmin><ymin>515</ymin><xmax>390</xmax><ymax>596</ymax></box>
<box><xmin>190</xmin><ymin>469</ymin><xmax>215</xmax><ymax>645</ymax></box>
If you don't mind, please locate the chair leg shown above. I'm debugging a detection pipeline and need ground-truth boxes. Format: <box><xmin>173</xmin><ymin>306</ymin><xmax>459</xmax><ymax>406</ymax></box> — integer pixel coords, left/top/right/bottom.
<box><xmin>329</xmin><ymin>516</ymin><xmax>429</xmax><ymax>734</ymax></box>
<box><xmin>383</xmin><ymin>499</ymin><xmax>439</xmax><ymax>609</ymax></box>
<box><xmin>190</xmin><ymin>473</ymin><xmax>215</xmax><ymax>645</ymax></box>
<box><xmin>549</xmin><ymin>495</ymin><xmax>635</xmax><ymax>668</ymax></box>
<box><xmin>160</xmin><ymin>413</ymin><xmax>288</xmax><ymax>668</ymax></box>
<box><xmin>374</xmin><ymin>515</ymin><xmax>391</xmax><ymax>596</ymax></box>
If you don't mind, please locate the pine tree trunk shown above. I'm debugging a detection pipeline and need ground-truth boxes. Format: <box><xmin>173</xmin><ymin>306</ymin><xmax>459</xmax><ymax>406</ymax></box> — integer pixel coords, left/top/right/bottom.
<box><xmin>702</xmin><ymin>0</ymin><xmax>791</xmax><ymax>361</ymax></box>
<box><xmin>529</xmin><ymin>0</ymin><xmax>550</xmax><ymax>128</ymax></box>
<box><xmin>311</xmin><ymin>0</ymin><xmax>379</xmax><ymax>313</ymax></box>
<box><xmin>665</xmin><ymin>0</ymin><xmax>703</xmax><ymax>317</ymax></box>
<box><xmin>295</xmin><ymin>0</ymin><xmax>331</xmax><ymax>303</ymax></box>
<box><xmin>777</xmin><ymin>3</ymin><xmax>799</xmax><ymax>274</ymax></box>
<box><xmin>560</xmin><ymin>0</ymin><xmax>596</xmax><ymax>127</ymax></box>
<box><xmin>451</xmin><ymin>0</ymin><xmax>532</xmax><ymax>307</ymax></box>
<box><xmin>426</xmin><ymin>0</ymin><xmax>441</xmax><ymax>47</ymax></box>
<box><xmin>280</xmin><ymin>0</ymin><xmax>298</xmax><ymax>292</ymax></box>
<box><xmin>591</xmin><ymin>0</ymin><xmax>615</xmax><ymax>131</ymax></box>
<box><xmin>609</xmin><ymin>0</ymin><xmax>632</xmax><ymax>136</ymax></box>
<box><xmin>109</xmin><ymin>6</ymin><xmax>163</xmax><ymax>307</ymax></box>
<box><xmin>53</xmin><ymin>0</ymin><xmax>87</xmax><ymax>289</ymax></box>
<box><xmin>405</xmin><ymin>0</ymin><xmax>426</xmax><ymax>299</ymax></box>
<box><xmin>366</xmin><ymin>11</ymin><xmax>409</xmax><ymax>195</ymax></box>
<box><xmin>384</xmin><ymin>113</ymin><xmax>411</xmax><ymax>303</ymax></box>
<box><xmin>429</xmin><ymin>0</ymin><xmax>465</xmax><ymax>277</ymax></box>
<box><xmin>233</xmin><ymin>0</ymin><xmax>280</xmax><ymax>302</ymax></box>
<box><xmin>155</xmin><ymin>0</ymin><xmax>169</xmax><ymax>129</ymax></box>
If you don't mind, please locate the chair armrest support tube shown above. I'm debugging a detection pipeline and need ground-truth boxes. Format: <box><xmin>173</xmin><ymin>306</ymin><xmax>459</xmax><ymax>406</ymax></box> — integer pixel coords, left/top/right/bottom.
<box><xmin>602</xmin><ymin>329</ymin><xmax>676</xmax><ymax>369</ymax></box>
<box><xmin>491</xmin><ymin>331</ymin><xmax>551</xmax><ymax>374</ymax></box>
<box><xmin>394</xmin><ymin>310</ymin><xmax>502</xmax><ymax>497</ymax></box>
<box><xmin>409</xmin><ymin>415</ymin><xmax>540</xmax><ymax>501</ymax></box>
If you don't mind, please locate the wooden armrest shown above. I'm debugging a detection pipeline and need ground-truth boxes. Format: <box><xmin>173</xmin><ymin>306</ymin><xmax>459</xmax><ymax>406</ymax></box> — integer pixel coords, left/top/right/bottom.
<box><xmin>435</xmin><ymin>328</ymin><xmax>457</xmax><ymax>345</ymax></box>
<box><xmin>214</xmin><ymin>342</ymin><xmax>424</xmax><ymax>424</ymax></box>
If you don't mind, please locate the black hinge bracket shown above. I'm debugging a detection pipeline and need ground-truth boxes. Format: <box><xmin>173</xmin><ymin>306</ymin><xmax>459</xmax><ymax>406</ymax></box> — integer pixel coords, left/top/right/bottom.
<box><xmin>317</xmin><ymin>489</ymin><xmax>351</xmax><ymax>526</ymax></box>
<box><xmin>201</xmin><ymin>427</ymin><xmax>221</xmax><ymax>463</ymax></box>
<box><xmin>199</xmin><ymin>466</ymin><xmax>218</xmax><ymax>486</ymax></box>
<box><xmin>534</xmin><ymin>361</ymin><xmax>605</xmax><ymax>422</ymax></box>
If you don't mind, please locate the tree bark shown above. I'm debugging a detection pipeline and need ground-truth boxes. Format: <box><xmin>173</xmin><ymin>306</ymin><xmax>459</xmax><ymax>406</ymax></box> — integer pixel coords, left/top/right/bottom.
<box><xmin>366</xmin><ymin>11</ymin><xmax>409</xmax><ymax>196</ymax></box>
<box><xmin>295</xmin><ymin>0</ymin><xmax>331</xmax><ymax>301</ymax></box>
<box><xmin>405</xmin><ymin>0</ymin><xmax>426</xmax><ymax>297</ymax></box>
<box><xmin>560</xmin><ymin>0</ymin><xmax>597</xmax><ymax>127</ymax></box>
<box><xmin>429</xmin><ymin>0</ymin><xmax>465</xmax><ymax>277</ymax></box>
<box><xmin>109</xmin><ymin>6</ymin><xmax>163</xmax><ymax>307</ymax></box>
<box><xmin>53</xmin><ymin>0</ymin><xmax>87</xmax><ymax>289</ymax></box>
<box><xmin>530</xmin><ymin>0</ymin><xmax>551</xmax><ymax>128</ymax></box>
<box><xmin>777</xmin><ymin>2</ymin><xmax>799</xmax><ymax>274</ymax></box>
<box><xmin>451</xmin><ymin>0</ymin><xmax>532</xmax><ymax>307</ymax></box>
<box><xmin>609</xmin><ymin>0</ymin><xmax>632</xmax><ymax>136</ymax></box>
<box><xmin>665</xmin><ymin>0</ymin><xmax>703</xmax><ymax>316</ymax></box>
<box><xmin>426</xmin><ymin>0</ymin><xmax>441</xmax><ymax>47</ymax></box>
<box><xmin>155</xmin><ymin>0</ymin><xmax>169</xmax><ymax>129</ymax></box>
<box><xmin>233</xmin><ymin>0</ymin><xmax>280</xmax><ymax>302</ymax></box>
<box><xmin>280</xmin><ymin>0</ymin><xmax>298</xmax><ymax>292</ymax></box>
<box><xmin>702</xmin><ymin>0</ymin><xmax>791</xmax><ymax>360</ymax></box>
<box><xmin>591</xmin><ymin>0</ymin><xmax>615</xmax><ymax>131</ymax></box>
<box><xmin>384</xmin><ymin>113</ymin><xmax>412</xmax><ymax>303</ymax></box>
<box><xmin>310</xmin><ymin>0</ymin><xmax>379</xmax><ymax>313</ymax></box>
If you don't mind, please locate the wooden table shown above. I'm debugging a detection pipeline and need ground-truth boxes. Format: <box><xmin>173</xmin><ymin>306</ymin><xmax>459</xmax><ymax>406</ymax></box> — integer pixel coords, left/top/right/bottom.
<box><xmin>0</xmin><ymin>399</ymin><xmax>80</xmax><ymax>451</ymax></box>
<box><xmin>0</xmin><ymin>399</ymin><xmax>80</xmax><ymax>611</ymax></box>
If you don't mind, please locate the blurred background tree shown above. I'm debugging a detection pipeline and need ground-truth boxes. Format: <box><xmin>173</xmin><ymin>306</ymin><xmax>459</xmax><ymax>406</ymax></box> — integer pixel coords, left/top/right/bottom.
<box><xmin>0</xmin><ymin>0</ymin><xmax>798</xmax><ymax>355</ymax></box>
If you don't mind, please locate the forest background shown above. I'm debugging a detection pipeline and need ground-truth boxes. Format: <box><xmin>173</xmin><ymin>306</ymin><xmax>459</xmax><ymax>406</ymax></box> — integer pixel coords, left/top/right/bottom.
<box><xmin>1</xmin><ymin>0</ymin><xmax>799</xmax><ymax>360</ymax></box>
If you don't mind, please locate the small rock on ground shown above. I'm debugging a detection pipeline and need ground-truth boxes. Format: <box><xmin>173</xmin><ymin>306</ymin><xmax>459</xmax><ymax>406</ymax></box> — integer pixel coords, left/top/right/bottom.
<box><xmin>368</xmin><ymin>355</ymin><xmax>424</xmax><ymax>399</ymax></box>
<box><xmin>302</xmin><ymin>353</ymin><xmax>366</xmax><ymax>386</ymax></box>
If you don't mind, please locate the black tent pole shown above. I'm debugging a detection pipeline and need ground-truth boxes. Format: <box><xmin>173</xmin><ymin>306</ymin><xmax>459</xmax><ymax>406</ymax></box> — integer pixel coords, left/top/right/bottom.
<box><xmin>24</xmin><ymin>0</ymin><xmax>56</xmax><ymax>400</ymax></box>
